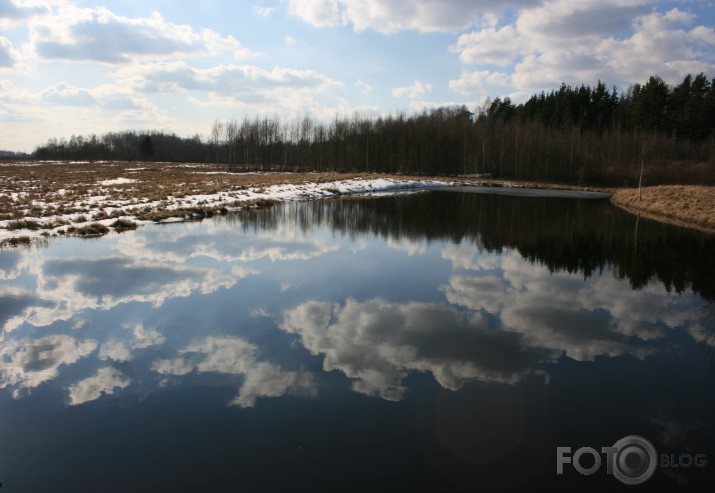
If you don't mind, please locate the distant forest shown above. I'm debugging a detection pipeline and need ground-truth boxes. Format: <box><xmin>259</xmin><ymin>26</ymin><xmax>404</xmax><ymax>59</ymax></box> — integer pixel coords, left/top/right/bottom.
<box><xmin>32</xmin><ymin>73</ymin><xmax>715</xmax><ymax>186</ymax></box>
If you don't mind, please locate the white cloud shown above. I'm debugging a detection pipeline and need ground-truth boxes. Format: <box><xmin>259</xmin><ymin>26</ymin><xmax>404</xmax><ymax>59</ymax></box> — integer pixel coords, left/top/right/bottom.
<box><xmin>451</xmin><ymin>25</ymin><xmax>523</xmax><ymax>66</ymax></box>
<box><xmin>355</xmin><ymin>78</ymin><xmax>372</xmax><ymax>94</ymax></box>
<box><xmin>113</xmin><ymin>223</ymin><xmax>339</xmax><ymax>265</ymax></box>
<box><xmin>2</xmin><ymin>253</ymin><xmax>256</xmax><ymax>332</ymax></box>
<box><xmin>281</xmin><ymin>298</ymin><xmax>551</xmax><ymax>400</ymax></box>
<box><xmin>117</xmin><ymin>62</ymin><xmax>343</xmax><ymax>99</ymax></box>
<box><xmin>449</xmin><ymin>71</ymin><xmax>512</xmax><ymax>96</ymax></box>
<box><xmin>40</xmin><ymin>82</ymin><xmax>96</xmax><ymax>106</ymax></box>
<box><xmin>254</xmin><ymin>5</ymin><xmax>278</xmax><ymax>17</ymax></box>
<box><xmin>441</xmin><ymin>274</ymin><xmax>508</xmax><ymax>314</ymax></box>
<box><xmin>284</xmin><ymin>35</ymin><xmax>297</xmax><ymax>45</ymax></box>
<box><xmin>516</xmin><ymin>0</ymin><xmax>651</xmax><ymax>45</ymax></box>
<box><xmin>386</xmin><ymin>237</ymin><xmax>426</xmax><ymax>256</ymax></box>
<box><xmin>392</xmin><ymin>80</ymin><xmax>432</xmax><ymax>99</ymax></box>
<box><xmin>449</xmin><ymin>1</ymin><xmax>715</xmax><ymax>94</ymax></box>
<box><xmin>98</xmin><ymin>340</ymin><xmax>132</xmax><ymax>362</ymax></box>
<box><xmin>152</xmin><ymin>336</ymin><xmax>314</xmax><ymax>408</ymax></box>
<box><xmin>0</xmin><ymin>0</ymin><xmax>45</xmax><ymax>28</ymax></box>
<box><xmin>286</xmin><ymin>0</ymin><xmax>539</xmax><ymax>33</ymax></box>
<box><xmin>25</xmin><ymin>4</ymin><xmax>259</xmax><ymax>63</ymax></box>
<box><xmin>591</xmin><ymin>9</ymin><xmax>715</xmax><ymax>84</ymax></box>
<box><xmin>0</xmin><ymin>36</ymin><xmax>20</xmax><ymax>68</ymax></box>
<box><xmin>67</xmin><ymin>367</ymin><xmax>131</xmax><ymax>405</ymax></box>
<box><xmin>0</xmin><ymin>248</ymin><xmax>30</xmax><ymax>280</ymax></box>
<box><xmin>0</xmin><ymin>334</ymin><xmax>98</xmax><ymax>396</ymax></box>
<box><xmin>442</xmin><ymin>249</ymin><xmax>701</xmax><ymax>359</ymax></box>
<box><xmin>98</xmin><ymin>323</ymin><xmax>165</xmax><ymax>362</ymax></box>
<box><xmin>287</xmin><ymin>0</ymin><xmax>342</xmax><ymax>28</ymax></box>
<box><xmin>441</xmin><ymin>243</ymin><xmax>502</xmax><ymax>271</ymax></box>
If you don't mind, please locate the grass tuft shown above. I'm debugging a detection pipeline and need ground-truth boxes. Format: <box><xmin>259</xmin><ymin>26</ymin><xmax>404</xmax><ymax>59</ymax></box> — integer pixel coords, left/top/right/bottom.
<box><xmin>7</xmin><ymin>219</ymin><xmax>41</xmax><ymax>231</ymax></box>
<box><xmin>68</xmin><ymin>223</ymin><xmax>111</xmax><ymax>237</ymax></box>
<box><xmin>0</xmin><ymin>236</ymin><xmax>32</xmax><ymax>248</ymax></box>
<box><xmin>111</xmin><ymin>218</ymin><xmax>138</xmax><ymax>232</ymax></box>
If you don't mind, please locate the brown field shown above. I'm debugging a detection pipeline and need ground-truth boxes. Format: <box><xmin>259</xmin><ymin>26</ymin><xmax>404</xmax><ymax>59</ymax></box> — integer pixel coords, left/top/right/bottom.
<box><xmin>611</xmin><ymin>186</ymin><xmax>715</xmax><ymax>233</ymax></box>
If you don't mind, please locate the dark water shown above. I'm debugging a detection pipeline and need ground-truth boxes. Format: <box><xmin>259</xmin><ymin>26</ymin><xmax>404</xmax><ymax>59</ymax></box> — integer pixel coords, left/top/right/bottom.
<box><xmin>1</xmin><ymin>190</ymin><xmax>714</xmax><ymax>492</ymax></box>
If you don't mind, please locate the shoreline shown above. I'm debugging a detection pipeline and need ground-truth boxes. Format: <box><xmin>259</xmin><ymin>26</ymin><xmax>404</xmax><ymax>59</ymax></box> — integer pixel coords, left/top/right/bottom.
<box><xmin>611</xmin><ymin>186</ymin><xmax>715</xmax><ymax>235</ymax></box>
<box><xmin>1</xmin><ymin>160</ymin><xmax>712</xmax><ymax>246</ymax></box>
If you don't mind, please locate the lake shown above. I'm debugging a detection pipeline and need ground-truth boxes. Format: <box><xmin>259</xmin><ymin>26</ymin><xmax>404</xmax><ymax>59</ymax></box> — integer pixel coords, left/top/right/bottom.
<box><xmin>1</xmin><ymin>189</ymin><xmax>713</xmax><ymax>492</ymax></box>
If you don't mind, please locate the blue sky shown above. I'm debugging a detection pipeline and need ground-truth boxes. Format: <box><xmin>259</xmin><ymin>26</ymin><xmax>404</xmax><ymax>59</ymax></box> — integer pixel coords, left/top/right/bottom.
<box><xmin>1</xmin><ymin>0</ymin><xmax>714</xmax><ymax>152</ymax></box>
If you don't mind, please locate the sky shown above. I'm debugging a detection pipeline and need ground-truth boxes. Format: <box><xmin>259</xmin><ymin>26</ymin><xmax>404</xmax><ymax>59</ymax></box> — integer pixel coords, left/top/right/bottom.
<box><xmin>1</xmin><ymin>0</ymin><xmax>714</xmax><ymax>153</ymax></box>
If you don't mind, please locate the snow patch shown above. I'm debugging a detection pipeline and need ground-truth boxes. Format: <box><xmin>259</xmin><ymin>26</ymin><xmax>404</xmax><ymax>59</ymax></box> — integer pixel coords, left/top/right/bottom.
<box><xmin>99</xmin><ymin>177</ymin><xmax>137</xmax><ymax>186</ymax></box>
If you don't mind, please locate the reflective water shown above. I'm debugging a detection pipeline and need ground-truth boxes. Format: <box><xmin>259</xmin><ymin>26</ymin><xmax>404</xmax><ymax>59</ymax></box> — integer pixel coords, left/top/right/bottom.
<box><xmin>1</xmin><ymin>190</ymin><xmax>714</xmax><ymax>492</ymax></box>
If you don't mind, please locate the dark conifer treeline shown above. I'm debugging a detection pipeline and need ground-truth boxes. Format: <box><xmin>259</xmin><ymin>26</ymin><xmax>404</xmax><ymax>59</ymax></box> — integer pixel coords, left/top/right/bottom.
<box><xmin>32</xmin><ymin>73</ymin><xmax>715</xmax><ymax>186</ymax></box>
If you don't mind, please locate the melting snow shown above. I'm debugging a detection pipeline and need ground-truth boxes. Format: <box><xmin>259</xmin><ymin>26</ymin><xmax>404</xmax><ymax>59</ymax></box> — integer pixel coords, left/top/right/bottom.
<box><xmin>98</xmin><ymin>177</ymin><xmax>137</xmax><ymax>186</ymax></box>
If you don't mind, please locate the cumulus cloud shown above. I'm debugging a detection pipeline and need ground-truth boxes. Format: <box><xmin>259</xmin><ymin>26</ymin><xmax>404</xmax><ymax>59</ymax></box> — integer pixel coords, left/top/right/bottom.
<box><xmin>442</xmin><ymin>250</ymin><xmax>700</xmax><ymax>359</ymax></box>
<box><xmin>116</xmin><ymin>61</ymin><xmax>343</xmax><ymax>98</ymax></box>
<box><xmin>509</xmin><ymin>6</ymin><xmax>715</xmax><ymax>91</ymax></box>
<box><xmin>281</xmin><ymin>298</ymin><xmax>551</xmax><ymax>400</ymax></box>
<box><xmin>591</xmin><ymin>9</ymin><xmax>715</xmax><ymax>83</ymax></box>
<box><xmin>112</xmin><ymin>222</ymin><xmax>339</xmax><ymax>265</ymax></box>
<box><xmin>0</xmin><ymin>249</ymin><xmax>29</xmax><ymax>280</ymax></box>
<box><xmin>449</xmin><ymin>70</ymin><xmax>512</xmax><ymax>96</ymax></box>
<box><xmin>26</xmin><ymin>4</ymin><xmax>259</xmax><ymax>63</ymax></box>
<box><xmin>3</xmin><ymin>254</ymin><xmax>255</xmax><ymax>332</ymax></box>
<box><xmin>451</xmin><ymin>25</ymin><xmax>523</xmax><ymax>66</ymax></box>
<box><xmin>0</xmin><ymin>334</ymin><xmax>98</xmax><ymax>396</ymax></box>
<box><xmin>278</xmin><ymin>243</ymin><xmax>705</xmax><ymax>403</ymax></box>
<box><xmin>40</xmin><ymin>82</ymin><xmax>96</xmax><ymax>106</ymax></box>
<box><xmin>392</xmin><ymin>80</ymin><xmax>432</xmax><ymax>99</ymax></box>
<box><xmin>0</xmin><ymin>0</ymin><xmax>45</xmax><ymax>27</ymax></box>
<box><xmin>98</xmin><ymin>323</ymin><xmax>165</xmax><ymax>362</ymax></box>
<box><xmin>441</xmin><ymin>243</ymin><xmax>502</xmax><ymax>271</ymax></box>
<box><xmin>0</xmin><ymin>289</ymin><xmax>44</xmax><ymax>337</ymax></box>
<box><xmin>67</xmin><ymin>367</ymin><xmax>131</xmax><ymax>405</ymax></box>
<box><xmin>386</xmin><ymin>237</ymin><xmax>427</xmax><ymax>256</ymax></box>
<box><xmin>287</xmin><ymin>0</ymin><xmax>342</xmax><ymax>28</ymax></box>
<box><xmin>449</xmin><ymin>1</ymin><xmax>715</xmax><ymax>94</ymax></box>
<box><xmin>286</xmin><ymin>0</ymin><xmax>539</xmax><ymax>33</ymax></box>
<box><xmin>0</xmin><ymin>36</ymin><xmax>20</xmax><ymax>67</ymax></box>
<box><xmin>1</xmin><ymin>79</ymin><xmax>152</xmax><ymax>111</ymax></box>
<box><xmin>516</xmin><ymin>0</ymin><xmax>651</xmax><ymax>44</ymax></box>
<box><xmin>152</xmin><ymin>336</ymin><xmax>314</xmax><ymax>408</ymax></box>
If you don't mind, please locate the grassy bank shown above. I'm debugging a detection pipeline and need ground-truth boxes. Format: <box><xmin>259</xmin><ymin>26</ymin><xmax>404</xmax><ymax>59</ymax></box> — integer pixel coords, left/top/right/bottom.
<box><xmin>611</xmin><ymin>186</ymin><xmax>715</xmax><ymax>234</ymax></box>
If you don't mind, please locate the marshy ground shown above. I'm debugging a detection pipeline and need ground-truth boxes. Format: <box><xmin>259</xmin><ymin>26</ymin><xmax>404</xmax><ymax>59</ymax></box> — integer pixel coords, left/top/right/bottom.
<box><xmin>0</xmin><ymin>161</ymin><xmax>461</xmax><ymax>246</ymax></box>
<box><xmin>1</xmin><ymin>160</ymin><xmax>712</xmax><ymax>247</ymax></box>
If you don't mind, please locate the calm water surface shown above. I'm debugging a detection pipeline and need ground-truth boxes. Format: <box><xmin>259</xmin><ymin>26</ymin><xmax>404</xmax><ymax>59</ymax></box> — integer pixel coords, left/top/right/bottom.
<box><xmin>1</xmin><ymin>190</ymin><xmax>714</xmax><ymax>492</ymax></box>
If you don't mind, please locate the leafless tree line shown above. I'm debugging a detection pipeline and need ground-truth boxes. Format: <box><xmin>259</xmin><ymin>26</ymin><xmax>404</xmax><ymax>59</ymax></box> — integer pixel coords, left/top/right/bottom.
<box><xmin>33</xmin><ymin>73</ymin><xmax>715</xmax><ymax>186</ymax></box>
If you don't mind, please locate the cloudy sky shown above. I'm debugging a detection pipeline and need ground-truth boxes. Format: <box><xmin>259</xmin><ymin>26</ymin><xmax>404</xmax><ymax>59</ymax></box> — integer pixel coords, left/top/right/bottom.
<box><xmin>1</xmin><ymin>0</ymin><xmax>714</xmax><ymax>152</ymax></box>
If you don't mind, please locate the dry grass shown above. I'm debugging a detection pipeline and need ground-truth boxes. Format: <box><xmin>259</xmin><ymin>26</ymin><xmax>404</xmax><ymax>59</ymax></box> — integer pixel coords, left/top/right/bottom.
<box><xmin>66</xmin><ymin>223</ymin><xmax>111</xmax><ymax>237</ymax></box>
<box><xmin>111</xmin><ymin>218</ymin><xmax>138</xmax><ymax>232</ymax></box>
<box><xmin>0</xmin><ymin>159</ymin><xmax>635</xmax><ymax>247</ymax></box>
<box><xmin>0</xmin><ymin>161</ymin><xmax>386</xmax><ymax>241</ymax></box>
<box><xmin>612</xmin><ymin>186</ymin><xmax>715</xmax><ymax>233</ymax></box>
